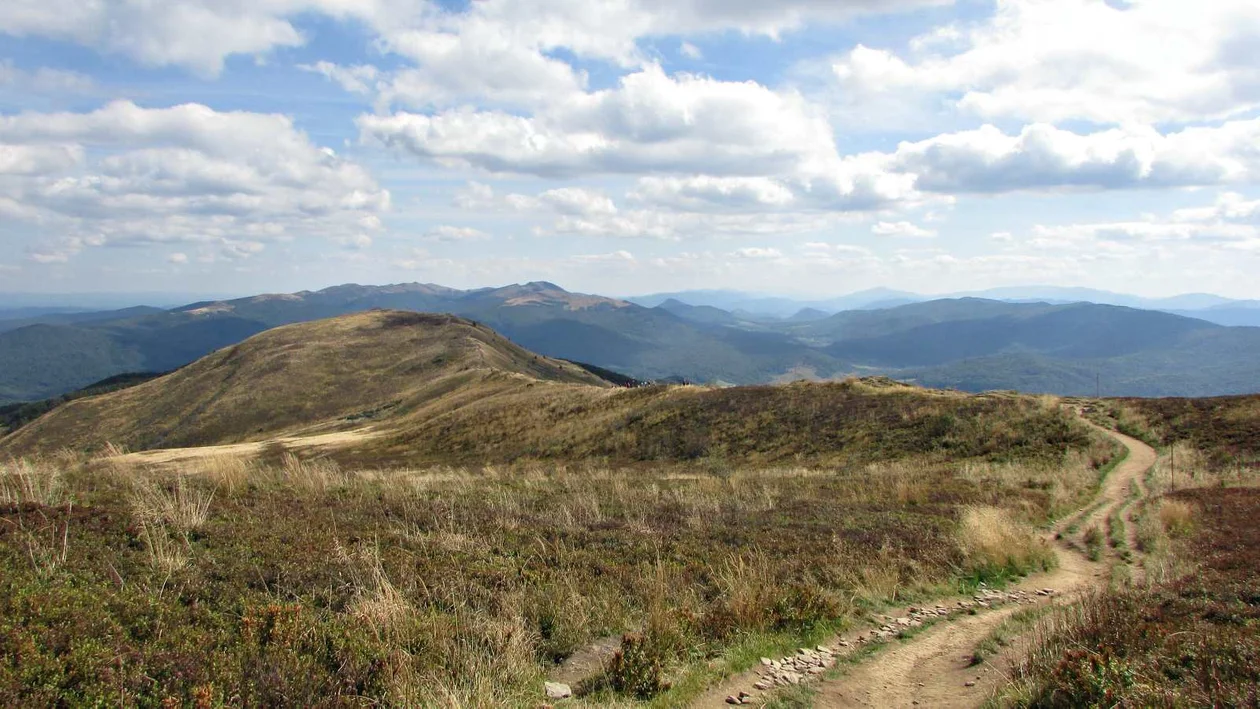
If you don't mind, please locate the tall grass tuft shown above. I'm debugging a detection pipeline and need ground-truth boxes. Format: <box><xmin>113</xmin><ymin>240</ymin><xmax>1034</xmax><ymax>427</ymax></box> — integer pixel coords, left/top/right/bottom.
<box><xmin>957</xmin><ymin>505</ymin><xmax>1055</xmax><ymax>578</ymax></box>
<box><xmin>138</xmin><ymin>521</ymin><xmax>190</xmax><ymax>575</ymax></box>
<box><xmin>129</xmin><ymin>476</ymin><xmax>215</xmax><ymax>533</ymax></box>
<box><xmin>280</xmin><ymin>453</ymin><xmax>345</xmax><ymax>494</ymax></box>
<box><xmin>1158</xmin><ymin>499</ymin><xmax>1195</xmax><ymax>537</ymax></box>
<box><xmin>0</xmin><ymin>458</ymin><xmax>64</xmax><ymax>506</ymax></box>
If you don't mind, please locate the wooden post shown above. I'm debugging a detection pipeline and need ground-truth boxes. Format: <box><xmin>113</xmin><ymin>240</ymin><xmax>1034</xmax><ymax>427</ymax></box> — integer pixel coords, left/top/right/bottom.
<box><xmin>1170</xmin><ymin>444</ymin><xmax>1176</xmax><ymax>492</ymax></box>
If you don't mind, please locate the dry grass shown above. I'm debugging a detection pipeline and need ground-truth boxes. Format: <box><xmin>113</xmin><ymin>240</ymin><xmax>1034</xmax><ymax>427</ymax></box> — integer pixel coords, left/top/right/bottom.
<box><xmin>278</xmin><ymin>453</ymin><xmax>346</xmax><ymax>494</ymax></box>
<box><xmin>1158</xmin><ymin>498</ymin><xmax>1195</xmax><ymax>537</ymax></box>
<box><xmin>0</xmin><ymin>388</ymin><xmax>1111</xmax><ymax>707</ymax></box>
<box><xmin>340</xmin><ymin>542</ymin><xmax>414</xmax><ymax>642</ymax></box>
<box><xmin>854</xmin><ymin>558</ymin><xmax>902</xmax><ymax>604</ymax></box>
<box><xmin>957</xmin><ymin>505</ymin><xmax>1055</xmax><ymax>576</ymax></box>
<box><xmin>137</xmin><ymin>521</ymin><xmax>190</xmax><ymax>575</ymax></box>
<box><xmin>128</xmin><ymin>477</ymin><xmax>214</xmax><ymax>533</ymax></box>
<box><xmin>0</xmin><ymin>459</ymin><xmax>64</xmax><ymax>506</ymax></box>
<box><xmin>185</xmin><ymin>454</ymin><xmax>255</xmax><ymax>495</ymax></box>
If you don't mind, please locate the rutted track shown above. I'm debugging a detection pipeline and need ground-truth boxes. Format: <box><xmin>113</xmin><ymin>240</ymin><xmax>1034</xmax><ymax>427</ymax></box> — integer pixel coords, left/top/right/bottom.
<box><xmin>694</xmin><ymin>419</ymin><xmax>1157</xmax><ymax>709</ymax></box>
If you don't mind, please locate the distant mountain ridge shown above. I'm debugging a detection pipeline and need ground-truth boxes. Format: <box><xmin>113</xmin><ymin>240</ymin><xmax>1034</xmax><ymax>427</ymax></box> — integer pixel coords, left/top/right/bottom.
<box><xmin>631</xmin><ymin>286</ymin><xmax>1260</xmax><ymax>326</ymax></box>
<box><xmin>1</xmin><ymin>281</ymin><xmax>1259</xmax><ymax>402</ymax></box>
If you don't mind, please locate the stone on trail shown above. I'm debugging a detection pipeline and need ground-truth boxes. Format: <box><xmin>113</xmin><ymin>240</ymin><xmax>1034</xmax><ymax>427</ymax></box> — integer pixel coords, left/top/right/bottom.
<box><xmin>544</xmin><ymin>681</ymin><xmax>572</xmax><ymax>699</ymax></box>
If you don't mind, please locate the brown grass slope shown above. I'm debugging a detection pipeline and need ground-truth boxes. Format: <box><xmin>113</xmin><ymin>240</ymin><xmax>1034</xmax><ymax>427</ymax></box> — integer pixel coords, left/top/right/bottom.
<box><xmin>3</xmin><ymin>310</ymin><xmax>1098</xmax><ymax>476</ymax></box>
<box><xmin>358</xmin><ymin>380</ymin><xmax>1094</xmax><ymax>469</ymax></box>
<box><xmin>1</xmin><ymin>310</ymin><xmax>608</xmax><ymax>455</ymax></box>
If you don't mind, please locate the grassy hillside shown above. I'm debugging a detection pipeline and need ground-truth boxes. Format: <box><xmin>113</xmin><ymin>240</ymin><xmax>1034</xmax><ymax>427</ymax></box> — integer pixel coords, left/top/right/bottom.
<box><xmin>0</xmin><ymin>360</ymin><xmax>1118</xmax><ymax>706</ymax></box>
<box><xmin>0</xmin><ymin>372</ymin><xmax>162</xmax><ymax>437</ymax></box>
<box><xmin>2</xmin><ymin>311</ymin><xmax>608</xmax><ymax>455</ymax></box>
<box><xmin>2</xmin><ymin>311</ymin><xmax>1099</xmax><ymax>477</ymax></box>
<box><xmin>358</xmin><ymin>379</ymin><xmax>1092</xmax><ymax>470</ymax></box>
<box><xmin>1112</xmin><ymin>394</ymin><xmax>1260</xmax><ymax>469</ymax></box>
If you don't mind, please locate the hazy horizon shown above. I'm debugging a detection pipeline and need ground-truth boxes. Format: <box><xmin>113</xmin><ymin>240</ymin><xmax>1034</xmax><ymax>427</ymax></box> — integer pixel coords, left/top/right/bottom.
<box><xmin>1</xmin><ymin>281</ymin><xmax>1255</xmax><ymax>314</ymax></box>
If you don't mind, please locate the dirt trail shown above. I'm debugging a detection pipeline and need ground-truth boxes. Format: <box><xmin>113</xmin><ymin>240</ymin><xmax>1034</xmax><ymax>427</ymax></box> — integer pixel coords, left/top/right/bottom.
<box><xmin>692</xmin><ymin>420</ymin><xmax>1157</xmax><ymax>709</ymax></box>
<box><xmin>106</xmin><ymin>427</ymin><xmax>383</xmax><ymax>471</ymax></box>
<box><xmin>806</xmin><ymin>423</ymin><xmax>1156</xmax><ymax>709</ymax></box>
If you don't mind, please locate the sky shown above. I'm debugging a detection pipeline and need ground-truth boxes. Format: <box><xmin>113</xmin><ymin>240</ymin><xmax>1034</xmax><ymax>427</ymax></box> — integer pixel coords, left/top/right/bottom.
<box><xmin>2</xmin><ymin>0</ymin><xmax>1260</xmax><ymax>300</ymax></box>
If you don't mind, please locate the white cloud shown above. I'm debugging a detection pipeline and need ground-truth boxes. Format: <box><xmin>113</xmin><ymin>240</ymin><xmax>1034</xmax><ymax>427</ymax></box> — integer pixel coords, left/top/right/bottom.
<box><xmin>871</xmin><ymin>220</ymin><xmax>936</xmax><ymax>238</ymax></box>
<box><xmin>0</xmin><ymin>1</ymin><xmax>364</xmax><ymax>77</ymax></box>
<box><xmin>1031</xmin><ymin>192</ymin><xmax>1260</xmax><ymax>246</ymax></box>
<box><xmin>542</xmin><ymin>207</ymin><xmax>841</xmax><ymax>240</ymax></box>
<box><xmin>679</xmin><ymin>41</ymin><xmax>702</xmax><ymax>60</ymax></box>
<box><xmin>885</xmin><ymin>119</ymin><xmax>1260</xmax><ymax>194</ymax></box>
<box><xmin>831</xmin><ymin>0</ymin><xmax>1260</xmax><ymax>125</ymax></box>
<box><xmin>630</xmin><ymin>176</ymin><xmax>796</xmax><ymax>211</ymax></box>
<box><xmin>376</xmin><ymin>28</ymin><xmax>588</xmax><ymax>111</ymax></box>
<box><xmin>0</xmin><ymin>101</ymin><xmax>389</xmax><ymax>263</ymax></box>
<box><xmin>168</xmin><ymin>252</ymin><xmax>189</xmax><ymax>264</ymax></box>
<box><xmin>539</xmin><ymin>187</ymin><xmax>618</xmax><ymax>216</ymax></box>
<box><xmin>571</xmin><ymin>250</ymin><xmax>635</xmax><ymax>263</ymax></box>
<box><xmin>0</xmin><ymin>143</ymin><xmax>83</xmax><ymax>175</ymax></box>
<box><xmin>359</xmin><ymin>64</ymin><xmax>837</xmax><ymax>180</ymax></box>
<box><xmin>425</xmin><ymin>225</ymin><xmax>491</xmax><ymax>242</ymax></box>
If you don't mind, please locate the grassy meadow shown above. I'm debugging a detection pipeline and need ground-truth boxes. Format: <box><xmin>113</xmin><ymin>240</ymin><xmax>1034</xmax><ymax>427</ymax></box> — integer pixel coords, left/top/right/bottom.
<box><xmin>0</xmin><ymin>391</ymin><xmax>1117</xmax><ymax>707</ymax></box>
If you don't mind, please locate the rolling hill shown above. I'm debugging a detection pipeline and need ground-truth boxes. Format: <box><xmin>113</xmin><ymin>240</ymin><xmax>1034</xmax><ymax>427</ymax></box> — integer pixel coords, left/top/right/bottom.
<box><xmin>1</xmin><ymin>310</ymin><xmax>610</xmax><ymax>454</ymax></box>
<box><xmin>1</xmin><ymin>311</ymin><xmax>1091</xmax><ymax>471</ymax></box>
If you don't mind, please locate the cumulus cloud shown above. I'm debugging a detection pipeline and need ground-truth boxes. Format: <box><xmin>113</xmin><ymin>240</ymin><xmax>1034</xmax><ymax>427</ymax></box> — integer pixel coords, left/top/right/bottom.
<box><xmin>0</xmin><ymin>100</ymin><xmax>389</xmax><ymax>263</ymax></box>
<box><xmin>168</xmin><ymin>252</ymin><xmax>189</xmax><ymax>264</ymax></box>
<box><xmin>630</xmin><ymin>176</ymin><xmax>796</xmax><ymax>211</ymax></box>
<box><xmin>539</xmin><ymin>187</ymin><xmax>618</xmax><ymax>216</ymax></box>
<box><xmin>872</xmin><ymin>220</ymin><xmax>936</xmax><ymax>238</ymax></box>
<box><xmin>0</xmin><ymin>0</ymin><xmax>365</xmax><ymax>77</ymax></box>
<box><xmin>359</xmin><ymin>63</ymin><xmax>837</xmax><ymax>179</ymax></box>
<box><xmin>0</xmin><ymin>143</ymin><xmax>83</xmax><ymax>175</ymax></box>
<box><xmin>831</xmin><ymin>0</ymin><xmax>1260</xmax><ymax>125</ymax></box>
<box><xmin>879</xmin><ymin>119</ymin><xmax>1260</xmax><ymax>194</ymax></box>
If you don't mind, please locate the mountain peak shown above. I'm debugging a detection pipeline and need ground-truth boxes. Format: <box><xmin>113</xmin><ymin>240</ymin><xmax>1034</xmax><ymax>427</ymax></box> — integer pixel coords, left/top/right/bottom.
<box><xmin>522</xmin><ymin>281</ymin><xmax>566</xmax><ymax>292</ymax></box>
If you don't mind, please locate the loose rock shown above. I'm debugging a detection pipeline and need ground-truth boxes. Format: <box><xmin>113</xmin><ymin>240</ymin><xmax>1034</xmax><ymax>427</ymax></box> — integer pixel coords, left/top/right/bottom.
<box><xmin>544</xmin><ymin>682</ymin><xmax>571</xmax><ymax>700</ymax></box>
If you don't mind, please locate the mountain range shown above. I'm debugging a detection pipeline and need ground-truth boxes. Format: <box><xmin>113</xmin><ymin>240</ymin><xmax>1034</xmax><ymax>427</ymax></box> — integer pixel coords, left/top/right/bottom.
<box><xmin>1</xmin><ymin>281</ymin><xmax>1259</xmax><ymax>404</ymax></box>
<box><xmin>628</xmin><ymin>286</ymin><xmax>1260</xmax><ymax>326</ymax></box>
